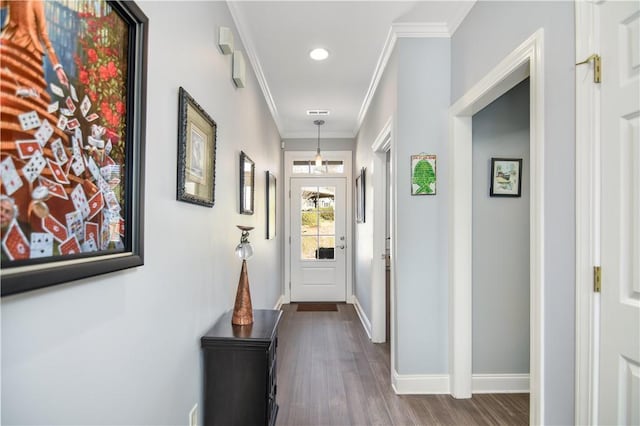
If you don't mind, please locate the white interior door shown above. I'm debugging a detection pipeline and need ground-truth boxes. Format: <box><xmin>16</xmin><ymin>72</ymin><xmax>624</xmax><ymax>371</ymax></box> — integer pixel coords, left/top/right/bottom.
<box><xmin>599</xmin><ymin>1</ymin><xmax>640</xmax><ymax>423</ymax></box>
<box><xmin>290</xmin><ymin>177</ymin><xmax>346</xmax><ymax>302</ymax></box>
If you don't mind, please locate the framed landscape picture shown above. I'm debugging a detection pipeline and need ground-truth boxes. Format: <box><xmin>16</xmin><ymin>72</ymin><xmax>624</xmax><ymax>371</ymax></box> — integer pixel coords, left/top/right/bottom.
<box><xmin>490</xmin><ymin>158</ymin><xmax>522</xmax><ymax>197</ymax></box>
<box><xmin>0</xmin><ymin>1</ymin><xmax>148</xmax><ymax>296</ymax></box>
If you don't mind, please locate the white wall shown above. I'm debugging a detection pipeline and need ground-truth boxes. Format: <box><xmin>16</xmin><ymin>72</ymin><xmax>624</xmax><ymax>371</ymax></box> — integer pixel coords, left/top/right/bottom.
<box><xmin>452</xmin><ymin>2</ymin><xmax>575</xmax><ymax>423</ymax></box>
<box><xmin>472</xmin><ymin>79</ymin><xmax>530</xmax><ymax>374</ymax></box>
<box><xmin>282</xmin><ymin>138</ymin><xmax>354</xmax><ymax>152</ymax></box>
<box><xmin>1</xmin><ymin>2</ymin><xmax>282</xmax><ymax>424</ymax></box>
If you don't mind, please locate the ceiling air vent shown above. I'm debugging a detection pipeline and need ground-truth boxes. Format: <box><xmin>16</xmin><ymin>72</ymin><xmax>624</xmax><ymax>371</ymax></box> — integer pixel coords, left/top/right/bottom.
<box><xmin>306</xmin><ymin>110</ymin><xmax>330</xmax><ymax>116</ymax></box>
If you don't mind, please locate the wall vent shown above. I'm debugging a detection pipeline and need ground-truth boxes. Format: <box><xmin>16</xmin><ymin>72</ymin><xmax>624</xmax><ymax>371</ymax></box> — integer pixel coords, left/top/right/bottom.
<box><xmin>306</xmin><ymin>110</ymin><xmax>330</xmax><ymax>116</ymax></box>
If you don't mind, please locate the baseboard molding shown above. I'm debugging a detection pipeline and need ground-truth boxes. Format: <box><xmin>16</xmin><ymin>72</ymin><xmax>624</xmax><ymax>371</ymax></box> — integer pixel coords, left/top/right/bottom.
<box><xmin>352</xmin><ymin>296</ymin><xmax>372</xmax><ymax>339</ymax></box>
<box><xmin>392</xmin><ymin>370</ymin><xmax>450</xmax><ymax>394</ymax></box>
<box><xmin>273</xmin><ymin>295</ymin><xmax>285</xmax><ymax>310</ymax></box>
<box><xmin>471</xmin><ymin>374</ymin><xmax>530</xmax><ymax>394</ymax></box>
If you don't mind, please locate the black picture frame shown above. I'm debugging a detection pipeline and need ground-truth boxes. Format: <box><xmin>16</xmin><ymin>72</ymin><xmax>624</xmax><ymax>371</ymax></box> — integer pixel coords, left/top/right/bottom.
<box><xmin>239</xmin><ymin>151</ymin><xmax>255</xmax><ymax>215</ymax></box>
<box><xmin>356</xmin><ymin>167</ymin><xmax>366</xmax><ymax>223</ymax></box>
<box><xmin>490</xmin><ymin>158</ymin><xmax>523</xmax><ymax>197</ymax></box>
<box><xmin>0</xmin><ymin>1</ymin><xmax>148</xmax><ymax>297</ymax></box>
<box><xmin>265</xmin><ymin>171</ymin><xmax>276</xmax><ymax>239</ymax></box>
<box><xmin>177</xmin><ymin>87</ymin><xmax>217</xmax><ymax>207</ymax></box>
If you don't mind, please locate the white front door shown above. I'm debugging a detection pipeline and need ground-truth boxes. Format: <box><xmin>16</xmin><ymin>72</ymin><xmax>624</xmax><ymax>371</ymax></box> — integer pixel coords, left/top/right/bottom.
<box><xmin>599</xmin><ymin>1</ymin><xmax>640</xmax><ymax>423</ymax></box>
<box><xmin>290</xmin><ymin>177</ymin><xmax>346</xmax><ymax>301</ymax></box>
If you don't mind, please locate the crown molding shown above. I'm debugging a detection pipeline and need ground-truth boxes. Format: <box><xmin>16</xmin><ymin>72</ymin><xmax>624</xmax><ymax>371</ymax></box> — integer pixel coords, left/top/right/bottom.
<box><xmin>226</xmin><ymin>1</ymin><xmax>284</xmax><ymax>136</ymax></box>
<box><xmin>392</xmin><ymin>22</ymin><xmax>451</xmax><ymax>38</ymax></box>
<box><xmin>354</xmin><ymin>22</ymin><xmax>453</xmax><ymax>136</ymax></box>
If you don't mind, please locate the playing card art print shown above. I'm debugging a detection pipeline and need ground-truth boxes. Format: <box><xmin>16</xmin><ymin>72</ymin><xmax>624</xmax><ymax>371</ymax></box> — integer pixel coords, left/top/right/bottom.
<box><xmin>0</xmin><ymin>1</ymin><xmax>148</xmax><ymax>296</ymax></box>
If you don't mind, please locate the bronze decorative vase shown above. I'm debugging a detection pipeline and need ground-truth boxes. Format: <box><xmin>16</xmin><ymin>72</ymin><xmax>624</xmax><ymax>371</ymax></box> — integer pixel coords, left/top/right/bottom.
<box><xmin>232</xmin><ymin>225</ymin><xmax>254</xmax><ymax>325</ymax></box>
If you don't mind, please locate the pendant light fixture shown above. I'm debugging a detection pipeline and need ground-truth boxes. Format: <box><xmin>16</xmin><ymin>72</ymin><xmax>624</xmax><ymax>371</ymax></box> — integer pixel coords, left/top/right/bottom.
<box><xmin>314</xmin><ymin>119</ymin><xmax>324</xmax><ymax>167</ymax></box>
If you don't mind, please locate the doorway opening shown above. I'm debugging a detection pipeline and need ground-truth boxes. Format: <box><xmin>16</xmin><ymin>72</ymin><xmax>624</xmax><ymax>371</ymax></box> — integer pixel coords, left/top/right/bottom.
<box><xmin>471</xmin><ymin>79</ymin><xmax>531</xmax><ymax>396</ymax></box>
<box><xmin>370</xmin><ymin>117</ymin><xmax>397</xmax><ymax>383</ymax></box>
<box><xmin>448</xmin><ymin>30</ymin><xmax>544</xmax><ymax>424</ymax></box>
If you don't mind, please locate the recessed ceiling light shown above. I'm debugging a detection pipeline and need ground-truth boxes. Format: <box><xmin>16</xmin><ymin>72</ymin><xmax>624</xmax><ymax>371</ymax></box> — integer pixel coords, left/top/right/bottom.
<box><xmin>309</xmin><ymin>48</ymin><xmax>329</xmax><ymax>61</ymax></box>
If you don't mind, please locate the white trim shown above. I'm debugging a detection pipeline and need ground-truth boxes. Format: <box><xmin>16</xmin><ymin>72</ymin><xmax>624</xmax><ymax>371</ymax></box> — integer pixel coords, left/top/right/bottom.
<box><xmin>391</xmin><ymin>22</ymin><xmax>450</xmax><ymax>38</ymax></box>
<box><xmin>392</xmin><ymin>370</ymin><xmax>450</xmax><ymax>395</ymax></box>
<box><xmin>227</xmin><ymin>1</ymin><xmax>284</xmax><ymax>136</ymax></box>
<box><xmin>273</xmin><ymin>295</ymin><xmax>285</xmax><ymax>311</ymax></box>
<box><xmin>283</xmin><ymin>151</ymin><xmax>353</xmax><ymax>304</ymax></box>
<box><xmin>355</xmin><ymin>23</ymin><xmax>460</xmax><ymax>136</ymax></box>
<box><xmin>352</xmin><ymin>296</ymin><xmax>372</xmax><ymax>339</ymax></box>
<box><xmin>370</xmin><ymin>118</ymin><xmax>392</xmax><ymax>344</ymax></box>
<box><xmin>448</xmin><ymin>29</ymin><xmax>545</xmax><ymax>425</ymax></box>
<box><xmin>574</xmin><ymin>1</ymin><xmax>601</xmax><ymax>425</ymax></box>
<box><xmin>472</xmin><ymin>374</ymin><xmax>530</xmax><ymax>394</ymax></box>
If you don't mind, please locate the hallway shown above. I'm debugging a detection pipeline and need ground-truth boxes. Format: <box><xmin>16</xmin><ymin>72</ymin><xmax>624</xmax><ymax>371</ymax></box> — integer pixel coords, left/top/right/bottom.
<box><xmin>276</xmin><ymin>304</ymin><xmax>529</xmax><ymax>425</ymax></box>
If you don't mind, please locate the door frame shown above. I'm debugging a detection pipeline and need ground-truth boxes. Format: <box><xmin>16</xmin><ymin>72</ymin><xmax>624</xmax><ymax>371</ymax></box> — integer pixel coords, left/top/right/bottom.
<box><xmin>448</xmin><ymin>29</ymin><xmax>545</xmax><ymax>424</ymax></box>
<box><xmin>283</xmin><ymin>150</ymin><xmax>353</xmax><ymax>304</ymax></box>
<box><xmin>574</xmin><ymin>1</ymin><xmax>601</xmax><ymax>424</ymax></box>
<box><xmin>371</xmin><ymin>117</ymin><xmax>395</xmax><ymax>345</ymax></box>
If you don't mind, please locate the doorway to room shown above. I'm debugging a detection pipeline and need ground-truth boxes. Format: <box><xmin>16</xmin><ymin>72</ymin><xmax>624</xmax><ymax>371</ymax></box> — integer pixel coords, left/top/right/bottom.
<box><xmin>448</xmin><ymin>30</ymin><xmax>544</xmax><ymax>423</ymax></box>
<box><xmin>471</xmin><ymin>79</ymin><xmax>531</xmax><ymax>397</ymax></box>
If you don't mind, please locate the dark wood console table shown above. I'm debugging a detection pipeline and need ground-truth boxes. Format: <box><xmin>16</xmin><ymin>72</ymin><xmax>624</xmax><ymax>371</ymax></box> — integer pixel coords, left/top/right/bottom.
<box><xmin>201</xmin><ymin>309</ymin><xmax>282</xmax><ymax>426</ymax></box>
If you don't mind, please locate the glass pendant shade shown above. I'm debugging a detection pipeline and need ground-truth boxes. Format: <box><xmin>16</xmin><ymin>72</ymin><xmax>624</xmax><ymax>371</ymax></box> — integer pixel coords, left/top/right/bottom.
<box><xmin>314</xmin><ymin>119</ymin><xmax>324</xmax><ymax>168</ymax></box>
<box><xmin>235</xmin><ymin>242</ymin><xmax>254</xmax><ymax>260</ymax></box>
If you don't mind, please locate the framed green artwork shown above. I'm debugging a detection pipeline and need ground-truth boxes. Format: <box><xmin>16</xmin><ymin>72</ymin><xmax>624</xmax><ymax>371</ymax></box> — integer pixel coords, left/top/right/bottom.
<box><xmin>411</xmin><ymin>154</ymin><xmax>436</xmax><ymax>195</ymax></box>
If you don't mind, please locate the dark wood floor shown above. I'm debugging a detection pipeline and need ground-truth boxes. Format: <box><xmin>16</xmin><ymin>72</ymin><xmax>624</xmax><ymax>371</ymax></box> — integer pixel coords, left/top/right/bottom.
<box><xmin>276</xmin><ymin>303</ymin><xmax>529</xmax><ymax>426</ymax></box>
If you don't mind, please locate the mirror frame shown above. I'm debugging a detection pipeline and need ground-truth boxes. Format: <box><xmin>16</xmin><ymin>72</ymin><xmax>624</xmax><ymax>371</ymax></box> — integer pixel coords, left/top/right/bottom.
<box><xmin>239</xmin><ymin>151</ymin><xmax>255</xmax><ymax>214</ymax></box>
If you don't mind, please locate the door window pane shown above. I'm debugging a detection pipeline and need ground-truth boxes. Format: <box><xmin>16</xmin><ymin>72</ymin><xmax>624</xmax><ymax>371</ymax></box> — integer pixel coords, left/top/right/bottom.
<box><xmin>301</xmin><ymin>211</ymin><xmax>318</xmax><ymax>235</ymax></box>
<box><xmin>318</xmin><ymin>236</ymin><xmax>335</xmax><ymax>259</ymax></box>
<box><xmin>293</xmin><ymin>160</ymin><xmax>344</xmax><ymax>174</ymax></box>
<box><xmin>300</xmin><ymin>185</ymin><xmax>336</xmax><ymax>260</ymax></box>
<box><xmin>301</xmin><ymin>236</ymin><xmax>317</xmax><ymax>260</ymax></box>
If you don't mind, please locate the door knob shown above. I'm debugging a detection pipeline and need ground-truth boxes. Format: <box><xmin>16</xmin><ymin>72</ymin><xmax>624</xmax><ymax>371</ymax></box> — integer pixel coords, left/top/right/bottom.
<box><xmin>338</xmin><ymin>245</ymin><xmax>345</xmax><ymax>249</ymax></box>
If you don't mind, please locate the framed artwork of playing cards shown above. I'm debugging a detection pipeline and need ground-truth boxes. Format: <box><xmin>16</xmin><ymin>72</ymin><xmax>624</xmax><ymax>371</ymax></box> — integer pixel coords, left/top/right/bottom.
<box><xmin>177</xmin><ymin>87</ymin><xmax>217</xmax><ymax>207</ymax></box>
<box><xmin>0</xmin><ymin>1</ymin><xmax>148</xmax><ymax>296</ymax></box>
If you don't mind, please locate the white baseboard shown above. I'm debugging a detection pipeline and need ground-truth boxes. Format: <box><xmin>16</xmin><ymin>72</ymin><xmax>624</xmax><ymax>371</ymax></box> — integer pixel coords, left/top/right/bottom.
<box><xmin>392</xmin><ymin>370</ymin><xmax>450</xmax><ymax>394</ymax></box>
<box><xmin>471</xmin><ymin>373</ymin><xmax>530</xmax><ymax>394</ymax></box>
<box><xmin>273</xmin><ymin>295</ymin><xmax>285</xmax><ymax>310</ymax></box>
<box><xmin>352</xmin><ymin>296</ymin><xmax>372</xmax><ymax>339</ymax></box>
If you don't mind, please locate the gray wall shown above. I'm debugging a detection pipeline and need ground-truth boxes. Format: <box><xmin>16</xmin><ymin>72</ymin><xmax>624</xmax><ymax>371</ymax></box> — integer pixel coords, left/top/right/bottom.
<box><xmin>353</xmin><ymin>49</ymin><xmax>398</xmax><ymax>327</ymax></box>
<box><xmin>1</xmin><ymin>2</ymin><xmax>283</xmax><ymax>424</ymax></box>
<box><xmin>452</xmin><ymin>2</ymin><xmax>575</xmax><ymax>423</ymax></box>
<box><xmin>395</xmin><ymin>38</ymin><xmax>450</xmax><ymax>374</ymax></box>
<box><xmin>472</xmin><ymin>79</ymin><xmax>530</xmax><ymax>375</ymax></box>
<box><xmin>354</xmin><ymin>38</ymin><xmax>450</xmax><ymax>374</ymax></box>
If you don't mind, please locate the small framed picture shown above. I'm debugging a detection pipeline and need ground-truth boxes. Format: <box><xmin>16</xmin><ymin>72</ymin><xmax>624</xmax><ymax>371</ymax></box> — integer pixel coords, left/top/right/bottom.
<box><xmin>177</xmin><ymin>87</ymin><xmax>217</xmax><ymax>207</ymax></box>
<box><xmin>490</xmin><ymin>158</ymin><xmax>522</xmax><ymax>197</ymax></box>
<box><xmin>411</xmin><ymin>154</ymin><xmax>436</xmax><ymax>195</ymax></box>
<box><xmin>355</xmin><ymin>167</ymin><xmax>365</xmax><ymax>223</ymax></box>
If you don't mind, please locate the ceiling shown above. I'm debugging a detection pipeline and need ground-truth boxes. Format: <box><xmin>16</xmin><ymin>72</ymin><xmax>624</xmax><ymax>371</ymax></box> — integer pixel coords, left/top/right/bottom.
<box><xmin>228</xmin><ymin>1</ymin><xmax>476</xmax><ymax>139</ymax></box>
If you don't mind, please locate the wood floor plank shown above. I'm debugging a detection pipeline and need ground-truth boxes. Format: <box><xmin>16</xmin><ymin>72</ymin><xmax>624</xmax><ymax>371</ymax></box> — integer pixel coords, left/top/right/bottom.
<box><xmin>275</xmin><ymin>303</ymin><xmax>529</xmax><ymax>426</ymax></box>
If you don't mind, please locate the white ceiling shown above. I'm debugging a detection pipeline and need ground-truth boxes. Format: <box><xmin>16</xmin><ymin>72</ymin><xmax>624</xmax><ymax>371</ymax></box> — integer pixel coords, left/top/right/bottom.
<box><xmin>228</xmin><ymin>1</ymin><xmax>476</xmax><ymax>139</ymax></box>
